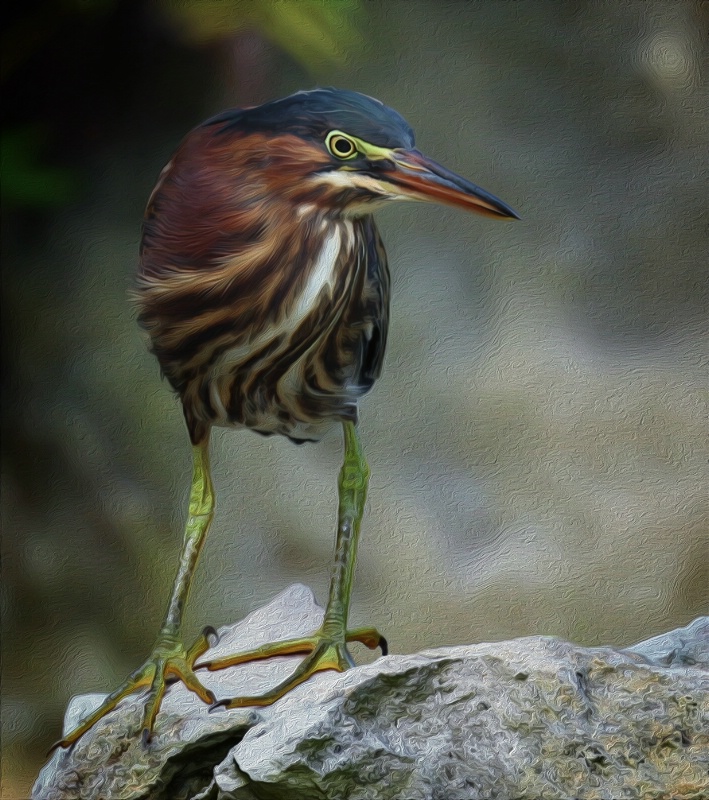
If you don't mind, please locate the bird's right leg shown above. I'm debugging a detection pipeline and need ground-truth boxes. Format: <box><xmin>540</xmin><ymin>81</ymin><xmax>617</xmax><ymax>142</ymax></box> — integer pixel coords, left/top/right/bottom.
<box><xmin>52</xmin><ymin>435</ymin><xmax>217</xmax><ymax>750</ymax></box>
<box><xmin>199</xmin><ymin>420</ymin><xmax>386</xmax><ymax>709</ymax></box>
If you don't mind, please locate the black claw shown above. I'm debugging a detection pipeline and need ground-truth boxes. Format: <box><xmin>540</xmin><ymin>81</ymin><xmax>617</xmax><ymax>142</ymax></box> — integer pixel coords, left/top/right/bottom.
<box><xmin>202</xmin><ymin>624</ymin><xmax>219</xmax><ymax>644</ymax></box>
<box><xmin>208</xmin><ymin>699</ymin><xmax>230</xmax><ymax>713</ymax></box>
<box><xmin>378</xmin><ymin>635</ymin><xmax>388</xmax><ymax>656</ymax></box>
<box><xmin>47</xmin><ymin>739</ymin><xmax>71</xmax><ymax>757</ymax></box>
<box><xmin>141</xmin><ymin>728</ymin><xmax>153</xmax><ymax>747</ymax></box>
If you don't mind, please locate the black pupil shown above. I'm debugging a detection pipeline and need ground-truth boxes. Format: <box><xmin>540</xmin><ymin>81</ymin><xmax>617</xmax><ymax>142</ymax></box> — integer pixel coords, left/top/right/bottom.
<box><xmin>334</xmin><ymin>138</ymin><xmax>353</xmax><ymax>155</ymax></box>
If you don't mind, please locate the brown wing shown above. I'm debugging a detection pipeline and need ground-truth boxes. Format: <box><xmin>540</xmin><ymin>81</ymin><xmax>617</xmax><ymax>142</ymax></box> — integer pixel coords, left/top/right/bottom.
<box><xmin>136</xmin><ymin>124</ymin><xmax>332</xmax><ymax>395</ymax></box>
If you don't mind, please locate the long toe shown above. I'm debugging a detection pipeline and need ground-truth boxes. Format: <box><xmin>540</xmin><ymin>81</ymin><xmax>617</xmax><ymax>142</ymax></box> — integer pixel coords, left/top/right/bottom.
<box><xmin>53</xmin><ymin>632</ymin><xmax>216</xmax><ymax>751</ymax></box>
<box><xmin>211</xmin><ymin>634</ymin><xmax>359</xmax><ymax>711</ymax></box>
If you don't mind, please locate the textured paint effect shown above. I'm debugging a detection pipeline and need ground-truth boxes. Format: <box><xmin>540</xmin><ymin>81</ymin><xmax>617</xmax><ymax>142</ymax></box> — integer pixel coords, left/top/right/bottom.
<box><xmin>33</xmin><ymin>592</ymin><xmax>709</xmax><ymax>799</ymax></box>
<box><xmin>59</xmin><ymin>86</ymin><xmax>515</xmax><ymax>746</ymax></box>
<box><xmin>136</xmin><ymin>89</ymin><xmax>512</xmax><ymax>445</ymax></box>
<box><xmin>3</xmin><ymin>2</ymin><xmax>707</xmax><ymax>794</ymax></box>
<box><xmin>136</xmin><ymin>114</ymin><xmax>396</xmax><ymax>444</ymax></box>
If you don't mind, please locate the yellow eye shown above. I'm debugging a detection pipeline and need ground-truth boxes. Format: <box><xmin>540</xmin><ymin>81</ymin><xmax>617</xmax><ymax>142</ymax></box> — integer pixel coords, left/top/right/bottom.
<box><xmin>326</xmin><ymin>132</ymin><xmax>358</xmax><ymax>160</ymax></box>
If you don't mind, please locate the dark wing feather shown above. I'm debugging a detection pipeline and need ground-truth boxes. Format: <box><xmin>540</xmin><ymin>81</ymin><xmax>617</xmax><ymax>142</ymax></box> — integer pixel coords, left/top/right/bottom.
<box><xmin>356</xmin><ymin>217</ymin><xmax>390</xmax><ymax>390</ymax></box>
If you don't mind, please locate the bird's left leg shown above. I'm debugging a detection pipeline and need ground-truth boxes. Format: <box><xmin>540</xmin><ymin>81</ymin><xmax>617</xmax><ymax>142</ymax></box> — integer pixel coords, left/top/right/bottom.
<box><xmin>201</xmin><ymin>420</ymin><xmax>386</xmax><ymax>709</ymax></box>
<box><xmin>52</xmin><ymin>437</ymin><xmax>217</xmax><ymax>749</ymax></box>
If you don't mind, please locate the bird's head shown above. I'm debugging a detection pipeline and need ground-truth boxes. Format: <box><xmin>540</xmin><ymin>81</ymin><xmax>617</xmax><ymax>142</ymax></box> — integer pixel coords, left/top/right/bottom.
<box><xmin>204</xmin><ymin>88</ymin><xmax>519</xmax><ymax>220</ymax></box>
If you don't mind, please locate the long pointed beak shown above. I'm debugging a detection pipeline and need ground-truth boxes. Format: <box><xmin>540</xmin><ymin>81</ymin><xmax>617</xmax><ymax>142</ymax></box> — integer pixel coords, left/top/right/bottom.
<box><xmin>380</xmin><ymin>149</ymin><xmax>520</xmax><ymax>220</ymax></box>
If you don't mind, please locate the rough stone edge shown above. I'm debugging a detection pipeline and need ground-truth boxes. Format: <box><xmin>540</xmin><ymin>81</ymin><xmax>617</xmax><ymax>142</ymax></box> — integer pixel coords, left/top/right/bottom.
<box><xmin>31</xmin><ymin>586</ymin><xmax>709</xmax><ymax>800</ymax></box>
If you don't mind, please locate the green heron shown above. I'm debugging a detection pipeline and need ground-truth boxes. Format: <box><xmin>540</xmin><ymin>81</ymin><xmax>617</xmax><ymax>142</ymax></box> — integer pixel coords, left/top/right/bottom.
<box><xmin>55</xmin><ymin>88</ymin><xmax>518</xmax><ymax>749</ymax></box>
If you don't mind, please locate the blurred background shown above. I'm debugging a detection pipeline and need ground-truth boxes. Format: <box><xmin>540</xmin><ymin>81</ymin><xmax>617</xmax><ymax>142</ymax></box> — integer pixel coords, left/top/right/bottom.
<box><xmin>2</xmin><ymin>1</ymin><xmax>707</xmax><ymax>795</ymax></box>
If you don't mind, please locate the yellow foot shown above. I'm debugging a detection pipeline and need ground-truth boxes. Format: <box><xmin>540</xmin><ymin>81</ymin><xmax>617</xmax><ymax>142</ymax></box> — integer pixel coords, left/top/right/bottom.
<box><xmin>198</xmin><ymin>626</ymin><xmax>387</xmax><ymax>710</ymax></box>
<box><xmin>51</xmin><ymin>627</ymin><xmax>217</xmax><ymax>751</ymax></box>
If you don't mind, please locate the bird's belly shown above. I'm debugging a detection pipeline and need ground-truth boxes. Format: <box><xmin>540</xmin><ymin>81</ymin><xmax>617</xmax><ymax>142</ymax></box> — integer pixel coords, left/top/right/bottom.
<box><xmin>205</xmin><ymin>333</ymin><xmax>366</xmax><ymax>442</ymax></box>
<box><xmin>163</xmin><ymin>218</ymin><xmax>388</xmax><ymax>444</ymax></box>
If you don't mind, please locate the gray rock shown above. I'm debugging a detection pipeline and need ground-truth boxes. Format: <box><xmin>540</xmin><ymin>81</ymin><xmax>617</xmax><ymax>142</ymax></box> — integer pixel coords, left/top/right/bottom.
<box><xmin>33</xmin><ymin>585</ymin><xmax>709</xmax><ymax>800</ymax></box>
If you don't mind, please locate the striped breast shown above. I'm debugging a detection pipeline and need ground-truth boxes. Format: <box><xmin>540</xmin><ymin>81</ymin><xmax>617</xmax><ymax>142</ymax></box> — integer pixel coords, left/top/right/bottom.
<box><xmin>138</xmin><ymin>194</ymin><xmax>389</xmax><ymax>445</ymax></box>
<box><xmin>202</xmin><ymin>215</ymin><xmax>390</xmax><ymax>443</ymax></box>
<box><xmin>136</xmin><ymin>124</ymin><xmax>390</xmax><ymax>443</ymax></box>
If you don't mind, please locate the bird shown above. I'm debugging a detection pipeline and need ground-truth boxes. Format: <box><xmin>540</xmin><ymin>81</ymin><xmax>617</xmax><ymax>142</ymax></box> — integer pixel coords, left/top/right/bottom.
<box><xmin>55</xmin><ymin>87</ymin><xmax>518</xmax><ymax>749</ymax></box>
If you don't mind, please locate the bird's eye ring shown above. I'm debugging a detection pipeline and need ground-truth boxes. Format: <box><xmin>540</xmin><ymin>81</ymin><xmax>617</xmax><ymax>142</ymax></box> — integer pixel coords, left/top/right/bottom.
<box><xmin>326</xmin><ymin>132</ymin><xmax>358</xmax><ymax>160</ymax></box>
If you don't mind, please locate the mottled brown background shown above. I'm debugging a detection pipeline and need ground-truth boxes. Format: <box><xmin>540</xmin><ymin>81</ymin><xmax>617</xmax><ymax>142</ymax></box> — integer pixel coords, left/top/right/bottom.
<box><xmin>2</xmin><ymin>2</ymin><xmax>707</xmax><ymax>796</ymax></box>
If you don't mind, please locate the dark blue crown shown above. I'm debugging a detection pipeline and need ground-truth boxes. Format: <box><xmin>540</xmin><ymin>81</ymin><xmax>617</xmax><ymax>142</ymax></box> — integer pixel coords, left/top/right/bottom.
<box><xmin>206</xmin><ymin>88</ymin><xmax>415</xmax><ymax>150</ymax></box>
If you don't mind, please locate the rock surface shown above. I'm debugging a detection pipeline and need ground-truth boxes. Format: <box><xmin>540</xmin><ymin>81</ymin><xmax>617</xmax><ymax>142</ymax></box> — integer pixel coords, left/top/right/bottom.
<box><xmin>33</xmin><ymin>585</ymin><xmax>708</xmax><ymax>800</ymax></box>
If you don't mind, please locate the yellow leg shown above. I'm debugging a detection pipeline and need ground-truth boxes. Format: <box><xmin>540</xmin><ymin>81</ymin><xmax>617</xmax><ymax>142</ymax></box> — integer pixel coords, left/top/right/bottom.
<box><xmin>200</xmin><ymin>421</ymin><xmax>387</xmax><ymax>711</ymax></box>
<box><xmin>52</xmin><ymin>436</ymin><xmax>217</xmax><ymax>750</ymax></box>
